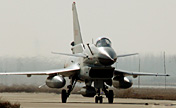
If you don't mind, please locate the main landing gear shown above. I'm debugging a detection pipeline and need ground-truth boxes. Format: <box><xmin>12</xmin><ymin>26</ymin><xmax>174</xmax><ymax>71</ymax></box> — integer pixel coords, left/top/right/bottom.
<box><xmin>107</xmin><ymin>90</ymin><xmax>114</xmax><ymax>103</ymax></box>
<box><xmin>61</xmin><ymin>77</ymin><xmax>77</xmax><ymax>103</ymax></box>
<box><xmin>61</xmin><ymin>89</ymin><xmax>67</xmax><ymax>103</ymax></box>
<box><xmin>95</xmin><ymin>86</ymin><xmax>114</xmax><ymax>103</ymax></box>
<box><xmin>61</xmin><ymin>78</ymin><xmax>114</xmax><ymax>104</ymax></box>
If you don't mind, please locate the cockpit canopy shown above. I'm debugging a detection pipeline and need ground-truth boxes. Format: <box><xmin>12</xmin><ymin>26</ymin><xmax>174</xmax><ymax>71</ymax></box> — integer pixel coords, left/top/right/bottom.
<box><xmin>95</xmin><ymin>37</ymin><xmax>112</xmax><ymax>47</ymax></box>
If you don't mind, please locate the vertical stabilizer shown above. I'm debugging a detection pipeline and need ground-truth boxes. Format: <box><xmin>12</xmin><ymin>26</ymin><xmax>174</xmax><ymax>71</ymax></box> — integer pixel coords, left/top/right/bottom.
<box><xmin>72</xmin><ymin>2</ymin><xmax>83</xmax><ymax>45</ymax></box>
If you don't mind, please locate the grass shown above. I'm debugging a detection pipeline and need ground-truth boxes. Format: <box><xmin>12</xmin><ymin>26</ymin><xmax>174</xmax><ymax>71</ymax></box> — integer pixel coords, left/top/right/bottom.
<box><xmin>113</xmin><ymin>88</ymin><xmax>176</xmax><ymax>100</ymax></box>
<box><xmin>0</xmin><ymin>97</ymin><xmax>20</xmax><ymax>108</ymax></box>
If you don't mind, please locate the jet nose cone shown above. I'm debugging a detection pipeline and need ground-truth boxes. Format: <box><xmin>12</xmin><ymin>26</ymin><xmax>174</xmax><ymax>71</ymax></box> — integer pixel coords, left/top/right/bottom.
<box><xmin>98</xmin><ymin>47</ymin><xmax>117</xmax><ymax>66</ymax></box>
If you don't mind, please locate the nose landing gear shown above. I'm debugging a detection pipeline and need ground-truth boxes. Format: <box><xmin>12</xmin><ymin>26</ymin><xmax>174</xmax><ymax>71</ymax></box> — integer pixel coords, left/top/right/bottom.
<box><xmin>95</xmin><ymin>87</ymin><xmax>114</xmax><ymax>103</ymax></box>
<box><xmin>95</xmin><ymin>88</ymin><xmax>103</xmax><ymax>103</ymax></box>
<box><xmin>95</xmin><ymin>96</ymin><xmax>103</xmax><ymax>103</ymax></box>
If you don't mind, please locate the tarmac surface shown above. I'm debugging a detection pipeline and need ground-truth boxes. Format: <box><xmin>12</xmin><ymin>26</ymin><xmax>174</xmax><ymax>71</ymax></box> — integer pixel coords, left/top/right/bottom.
<box><xmin>0</xmin><ymin>93</ymin><xmax>176</xmax><ymax>108</ymax></box>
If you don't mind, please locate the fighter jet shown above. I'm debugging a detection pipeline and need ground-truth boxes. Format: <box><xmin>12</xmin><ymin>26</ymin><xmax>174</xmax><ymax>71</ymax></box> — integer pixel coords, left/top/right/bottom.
<box><xmin>0</xmin><ymin>2</ymin><xmax>169</xmax><ymax>103</ymax></box>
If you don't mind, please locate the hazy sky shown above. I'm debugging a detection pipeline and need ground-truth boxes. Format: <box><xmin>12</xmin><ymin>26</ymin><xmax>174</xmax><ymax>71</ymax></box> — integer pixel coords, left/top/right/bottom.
<box><xmin>0</xmin><ymin>0</ymin><xmax>176</xmax><ymax>57</ymax></box>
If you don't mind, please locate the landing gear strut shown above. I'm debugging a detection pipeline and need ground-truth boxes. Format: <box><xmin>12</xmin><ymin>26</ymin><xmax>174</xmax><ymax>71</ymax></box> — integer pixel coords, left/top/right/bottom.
<box><xmin>95</xmin><ymin>88</ymin><xmax>103</xmax><ymax>103</ymax></box>
<box><xmin>95</xmin><ymin>96</ymin><xmax>103</xmax><ymax>103</ymax></box>
<box><xmin>61</xmin><ymin>77</ymin><xmax>77</xmax><ymax>103</ymax></box>
<box><xmin>95</xmin><ymin>85</ymin><xmax>114</xmax><ymax>103</ymax></box>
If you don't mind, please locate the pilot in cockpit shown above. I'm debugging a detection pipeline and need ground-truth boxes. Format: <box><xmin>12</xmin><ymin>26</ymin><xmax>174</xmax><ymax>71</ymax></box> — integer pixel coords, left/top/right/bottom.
<box><xmin>96</xmin><ymin>37</ymin><xmax>112</xmax><ymax>47</ymax></box>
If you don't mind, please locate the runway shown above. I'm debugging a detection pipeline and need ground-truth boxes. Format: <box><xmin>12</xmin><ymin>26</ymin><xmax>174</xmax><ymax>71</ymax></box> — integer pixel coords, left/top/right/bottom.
<box><xmin>0</xmin><ymin>93</ymin><xmax>176</xmax><ymax>108</ymax></box>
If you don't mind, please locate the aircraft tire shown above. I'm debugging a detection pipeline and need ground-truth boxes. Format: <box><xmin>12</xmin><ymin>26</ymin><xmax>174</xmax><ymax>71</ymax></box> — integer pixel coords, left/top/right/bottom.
<box><xmin>108</xmin><ymin>90</ymin><xmax>114</xmax><ymax>103</ymax></box>
<box><xmin>62</xmin><ymin>89</ymin><xmax>67</xmax><ymax>103</ymax></box>
<box><xmin>95</xmin><ymin>96</ymin><xmax>98</xmax><ymax>103</ymax></box>
<box><xmin>95</xmin><ymin>96</ymin><xmax>103</xmax><ymax>103</ymax></box>
<box><xmin>99</xmin><ymin>96</ymin><xmax>103</xmax><ymax>103</ymax></box>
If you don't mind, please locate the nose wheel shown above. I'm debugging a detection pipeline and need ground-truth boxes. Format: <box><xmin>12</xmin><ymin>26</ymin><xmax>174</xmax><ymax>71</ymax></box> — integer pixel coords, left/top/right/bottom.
<box><xmin>95</xmin><ymin>96</ymin><xmax>103</xmax><ymax>103</ymax></box>
<box><xmin>95</xmin><ymin>88</ymin><xmax>103</xmax><ymax>103</ymax></box>
<box><xmin>95</xmin><ymin>87</ymin><xmax>114</xmax><ymax>103</ymax></box>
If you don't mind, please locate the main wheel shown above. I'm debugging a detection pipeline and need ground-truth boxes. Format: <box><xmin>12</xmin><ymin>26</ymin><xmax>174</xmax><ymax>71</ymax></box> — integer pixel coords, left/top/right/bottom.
<box><xmin>61</xmin><ymin>89</ymin><xmax>67</xmax><ymax>103</ymax></box>
<box><xmin>108</xmin><ymin>90</ymin><xmax>114</xmax><ymax>103</ymax></box>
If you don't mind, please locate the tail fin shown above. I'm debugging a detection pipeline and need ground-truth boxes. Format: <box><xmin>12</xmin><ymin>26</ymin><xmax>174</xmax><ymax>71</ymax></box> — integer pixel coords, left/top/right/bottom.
<box><xmin>72</xmin><ymin>2</ymin><xmax>83</xmax><ymax>45</ymax></box>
